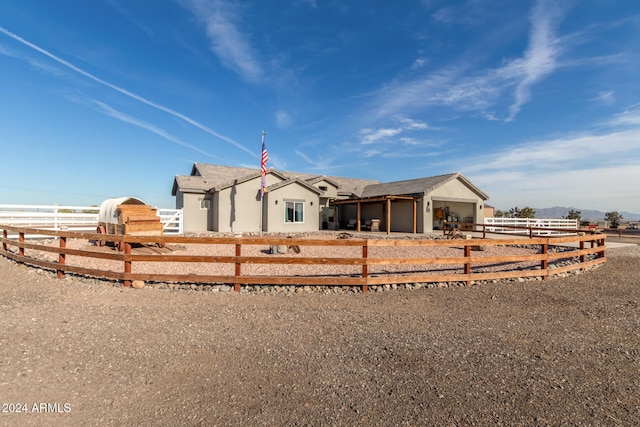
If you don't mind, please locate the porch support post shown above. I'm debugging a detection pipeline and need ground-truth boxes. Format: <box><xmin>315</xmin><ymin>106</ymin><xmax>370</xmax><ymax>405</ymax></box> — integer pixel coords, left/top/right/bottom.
<box><xmin>413</xmin><ymin>199</ymin><xmax>417</xmax><ymax>233</ymax></box>
<box><xmin>386</xmin><ymin>198</ymin><xmax>391</xmax><ymax>235</ymax></box>
<box><xmin>357</xmin><ymin>202</ymin><xmax>361</xmax><ymax>232</ymax></box>
<box><xmin>334</xmin><ymin>202</ymin><xmax>339</xmax><ymax>227</ymax></box>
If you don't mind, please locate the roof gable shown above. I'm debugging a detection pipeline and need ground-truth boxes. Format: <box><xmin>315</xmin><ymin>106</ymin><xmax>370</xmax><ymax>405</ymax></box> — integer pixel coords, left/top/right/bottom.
<box><xmin>215</xmin><ymin>169</ymin><xmax>288</xmax><ymax>191</ymax></box>
<box><xmin>268</xmin><ymin>178</ymin><xmax>323</xmax><ymax>195</ymax></box>
<box><xmin>171</xmin><ymin>175</ymin><xmax>209</xmax><ymax>195</ymax></box>
<box><xmin>361</xmin><ymin>173</ymin><xmax>488</xmax><ymax>200</ymax></box>
<box><xmin>305</xmin><ymin>175</ymin><xmax>340</xmax><ymax>188</ymax></box>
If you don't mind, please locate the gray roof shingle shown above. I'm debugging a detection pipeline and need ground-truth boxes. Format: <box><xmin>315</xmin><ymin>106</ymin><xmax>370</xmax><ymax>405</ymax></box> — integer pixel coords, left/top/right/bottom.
<box><xmin>174</xmin><ymin>163</ymin><xmax>487</xmax><ymax>200</ymax></box>
<box><xmin>182</xmin><ymin>163</ymin><xmax>380</xmax><ymax>197</ymax></box>
<box><xmin>361</xmin><ymin>173</ymin><xmax>488</xmax><ymax>200</ymax></box>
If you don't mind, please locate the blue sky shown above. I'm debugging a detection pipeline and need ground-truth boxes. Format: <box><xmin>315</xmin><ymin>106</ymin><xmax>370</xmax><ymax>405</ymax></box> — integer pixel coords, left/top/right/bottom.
<box><xmin>1</xmin><ymin>0</ymin><xmax>639</xmax><ymax>213</ymax></box>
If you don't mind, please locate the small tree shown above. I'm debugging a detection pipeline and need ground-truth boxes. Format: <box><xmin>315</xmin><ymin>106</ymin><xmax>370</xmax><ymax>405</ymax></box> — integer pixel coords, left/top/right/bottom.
<box><xmin>605</xmin><ymin>211</ymin><xmax>623</xmax><ymax>228</ymax></box>
<box><xmin>564</xmin><ymin>209</ymin><xmax>581</xmax><ymax>222</ymax></box>
<box><xmin>494</xmin><ymin>210</ymin><xmax>505</xmax><ymax>218</ymax></box>
<box><xmin>508</xmin><ymin>206</ymin><xmax>536</xmax><ymax>218</ymax></box>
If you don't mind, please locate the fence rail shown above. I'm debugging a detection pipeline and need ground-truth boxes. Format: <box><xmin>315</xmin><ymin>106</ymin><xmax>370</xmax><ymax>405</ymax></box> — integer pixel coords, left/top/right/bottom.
<box><xmin>484</xmin><ymin>217</ymin><xmax>578</xmax><ymax>236</ymax></box>
<box><xmin>0</xmin><ymin>203</ymin><xmax>182</xmax><ymax>236</ymax></box>
<box><xmin>1</xmin><ymin>225</ymin><xmax>606</xmax><ymax>293</ymax></box>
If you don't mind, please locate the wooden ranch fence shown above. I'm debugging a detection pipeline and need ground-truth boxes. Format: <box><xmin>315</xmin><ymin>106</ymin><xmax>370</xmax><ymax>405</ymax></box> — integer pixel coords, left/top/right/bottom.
<box><xmin>0</xmin><ymin>225</ymin><xmax>606</xmax><ymax>293</ymax></box>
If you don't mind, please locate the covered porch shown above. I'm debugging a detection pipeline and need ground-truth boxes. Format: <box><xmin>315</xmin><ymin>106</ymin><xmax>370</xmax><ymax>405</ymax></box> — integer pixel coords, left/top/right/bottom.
<box><xmin>332</xmin><ymin>195</ymin><xmax>419</xmax><ymax>234</ymax></box>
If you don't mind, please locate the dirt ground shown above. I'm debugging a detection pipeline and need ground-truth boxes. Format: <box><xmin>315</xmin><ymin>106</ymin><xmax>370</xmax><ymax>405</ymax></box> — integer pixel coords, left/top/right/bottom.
<box><xmin>1</xmin><ymin>242</ymin><xmax>639</xmax><ymax>426</ymax></box>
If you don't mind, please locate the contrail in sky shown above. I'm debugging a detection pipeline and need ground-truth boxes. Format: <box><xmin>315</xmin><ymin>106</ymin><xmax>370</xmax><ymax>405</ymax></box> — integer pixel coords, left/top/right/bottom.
<box><xmin>0</xmin><ymin>25</ymin><xmax>256</xmax><ymax>156</ymax></box>
<box><xmin>93</xmin><ymin>100</ymin><xmax>220</xmax><ymax>160</ymax></box>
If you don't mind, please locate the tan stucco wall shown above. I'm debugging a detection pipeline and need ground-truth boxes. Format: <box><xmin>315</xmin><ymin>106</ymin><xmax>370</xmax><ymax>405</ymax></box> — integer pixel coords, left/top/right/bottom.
<box><xmin>264</xmin><ymin>185</ymin><xmax>319</xmax><ymax>233</ymax></box>
<box><xmin>424</xmin><ymin>178</ymin><xmax>486</xmax><ymax>233</ymax></box>
<box><xmin>175</xmin><ymin>191</ymin><xmax>184</xmax><ymax>209</ymax></box>
<box><xmin>217</xmin><ymin>178</ymin><xmax>263</xmax><ymax>233</ymax></box>
<box><xmin>389</xmin><ymin>200</ymin><xmax>418</xmax><ymax>233</ymax></box>
<box><xmin>312</xmin><ymin>179</ymin><xmax>338</xmax><ymax>198</ymax></box>
<box><xmin>182</xmin><ymin>192</ymin><xmax>211</xmax><ymax>233</ymax></box>
<box><xmin>312</xmin><ymin>180</ymin><xmax>338</xmax><ymax>228</ymax></box>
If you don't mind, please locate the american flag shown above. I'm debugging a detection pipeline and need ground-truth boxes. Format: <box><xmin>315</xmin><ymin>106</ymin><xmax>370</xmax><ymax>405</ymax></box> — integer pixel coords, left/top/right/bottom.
<box><xmin>261</xmin><ymin>136</ymin><xmax>268</xmax><ymax>195</ymax></box>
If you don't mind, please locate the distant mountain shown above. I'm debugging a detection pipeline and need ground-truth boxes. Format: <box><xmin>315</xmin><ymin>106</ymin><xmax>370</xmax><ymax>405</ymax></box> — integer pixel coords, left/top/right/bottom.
<box><xmin>531</xmin><ymin>206</ymin><xmax>640</xmax><ymax>221</ymax></box>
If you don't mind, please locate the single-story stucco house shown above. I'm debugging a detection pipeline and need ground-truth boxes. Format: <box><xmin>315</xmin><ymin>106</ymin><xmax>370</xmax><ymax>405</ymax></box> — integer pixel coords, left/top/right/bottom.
<box><xmin>172</xmin><ymin>163</ymin><xmax>489</xmax><ymax>234</ymax></box>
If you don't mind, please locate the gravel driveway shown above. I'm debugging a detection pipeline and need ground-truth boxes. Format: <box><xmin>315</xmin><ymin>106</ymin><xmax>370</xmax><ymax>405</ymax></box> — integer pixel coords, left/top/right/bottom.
<box><xmin>1</xmin><ymin>243</ymin><xmax>639</xmax><ymax>426</ymax></box>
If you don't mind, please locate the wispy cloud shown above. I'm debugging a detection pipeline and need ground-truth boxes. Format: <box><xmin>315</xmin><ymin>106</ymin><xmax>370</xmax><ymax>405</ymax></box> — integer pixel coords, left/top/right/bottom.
<box><xmin>183</xmin><ymin>0</ymin><xmax>263</xmax><ymax>83</ymax></box>
<box><xmin>104</xmin><ymin>0</ymin><xmax>154</xmax><ymax>36</ymax></box>
<box><xmin>358</xmin><ymin>117</ymin><xmax>433</xmax><ymax>145</ymax></box>
<box><xmin>459</xmin><ymin>110</ymin><xmax>640</xmax><ymax>210</ymax></box>
<box><xmin>466</xmin><ymin>128</ymin><xmax>640</xmax><ymax>173</ymax></box>
<box><xmin>607</xmin><ymin>105</ymin><xmax>640</xmax><ymax>126</ymax></box>
<box><xmin>275</xmin><ymin>110</ymin><xmax>293</xmax><ymax>128</ymax></box>
<box><xmin>294</xmin><ymin>149</ymin><xmax>364</xmax><ymax>172</ymax></box>
<box><xmin>588</xmin><ymin>90</ymin><xmax>615</xmax><ymax>105</ymax></box>
<box><xmin>359</xmin><ymin>127</ymin><xmax>403</xmax><ymax>145</ymax></box>
<box><xmin>0</xmin><ymin>25</ymin><xmax>255</xmax><ymax>156</ymax></box>
<box><xmin>503</xmin><ymin>0</ymin><xmax>563</xmax><ymax>121</ymax></box>
<box><xmin>371</xmin><ymin>0</ymin><xmax>564</xmax><ymax>122</ymax></box>
<box><xmin>92</xmin><ymin>100</ymin><xmax>219</xmax><ymax>159</ymax></box>
<box><xmin>411</xmin><ymin>56</ymin><xmax>428</xmax><ymax>70</ymax></box>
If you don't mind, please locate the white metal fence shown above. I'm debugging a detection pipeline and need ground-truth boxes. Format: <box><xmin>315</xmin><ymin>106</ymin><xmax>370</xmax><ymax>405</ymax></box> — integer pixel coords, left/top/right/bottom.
<box><xmin>484</xmin><ymin>217</ymin><xmax>578</xmax><ymax>236</ymax></box>
<box><xmin>0</xmin><ymin>204</ymin><xmax>183</xmax><ymax>238</ymax></box>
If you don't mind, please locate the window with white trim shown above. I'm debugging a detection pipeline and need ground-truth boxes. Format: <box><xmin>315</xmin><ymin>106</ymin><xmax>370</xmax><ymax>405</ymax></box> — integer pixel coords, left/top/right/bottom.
<box><xmin>285</xmin><ymin>200</ymin><xmax>304</xmax><ymax>223</ymax></box>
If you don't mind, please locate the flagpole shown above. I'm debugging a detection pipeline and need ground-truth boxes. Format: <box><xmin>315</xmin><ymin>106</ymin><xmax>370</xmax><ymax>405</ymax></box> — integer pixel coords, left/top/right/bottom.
<box><xmin>260</xmin><ymin>130</ymin><xmax>267</xmax><ymax>235</ymax></box>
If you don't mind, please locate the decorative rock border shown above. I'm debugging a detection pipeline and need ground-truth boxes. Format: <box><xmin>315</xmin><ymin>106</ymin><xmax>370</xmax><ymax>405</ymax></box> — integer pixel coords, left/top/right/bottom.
<box><xmin>14</xmin><ymin>251</ymin><xmax>602</xmax><ymax>294</ymax></box>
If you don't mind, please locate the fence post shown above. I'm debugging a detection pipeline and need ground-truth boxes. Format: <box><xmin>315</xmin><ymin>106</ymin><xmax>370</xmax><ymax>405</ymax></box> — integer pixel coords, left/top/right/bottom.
<box><xmin>18</xmin><ymin>232</ymin><xmax>25</xmax><ymax>258</ymax></box>
<box><xmin>598</xmin><ymin>237</ymin><xmax>606</xmax><ymax>259</ymax></box>
<box><xmin>464</xmin><ymin>244</ymin><xmax>471</xmax><ymax>286</ymax></box>
<box><xmin>483</xmin><ymin>223</ymin><xmax>486</xmax><ymax>239</ymax></box>
<box><xmin>541</xmin><ymin>241</ymin><xmax>548</xmax><ymax>280</ymax></box>
<box><xmin>362</xmin><ymin>241</ymin><xmax>368</xmax><ymax>293</ymax></box>
<box><xmin>123</xmin><ymin>242</ymin><xmax>132</xmax><ymax>287</ymax></box>
<box><xmin>234</xmin><ymin>243</ymin><xmax>241</xmax><ymax>292</ymax></box>
<box><xmin>2</xmin><ymin>228</ymin><xmax>6</xmax><ymax>252</ymax></box>
<box><xmin>58</xmin><ymin>236</ymin><xmax>66</xmax><ymax>279</ymax></box>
